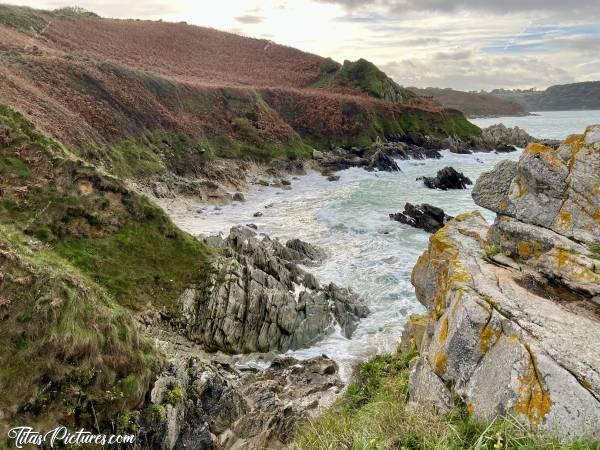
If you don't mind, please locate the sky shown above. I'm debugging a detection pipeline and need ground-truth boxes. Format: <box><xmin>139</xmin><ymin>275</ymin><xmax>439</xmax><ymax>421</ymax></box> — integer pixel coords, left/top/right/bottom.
<box><xmin>6</xmin><ymin>0</ymin><xmax>600</xmax><ymax>91</ymax></box>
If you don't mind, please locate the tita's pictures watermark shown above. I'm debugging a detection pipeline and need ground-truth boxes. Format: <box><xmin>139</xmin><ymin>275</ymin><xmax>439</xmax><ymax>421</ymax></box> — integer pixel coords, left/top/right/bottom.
<box><xmin>8</xmin><ymin>426</ymin><xmax>135</xmax><ymax>448</ymax></box>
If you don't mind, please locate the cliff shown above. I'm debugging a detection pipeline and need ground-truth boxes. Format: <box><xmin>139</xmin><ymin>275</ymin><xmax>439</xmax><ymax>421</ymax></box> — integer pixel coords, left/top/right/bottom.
<box><xmin>406</xmin><ymin>126</ymin><xmax>600</xmax><ymax>439</ymax></box>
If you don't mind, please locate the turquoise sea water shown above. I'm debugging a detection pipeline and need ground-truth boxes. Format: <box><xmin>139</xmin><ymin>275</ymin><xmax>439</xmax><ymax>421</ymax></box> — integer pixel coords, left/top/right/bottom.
<box><xmin>167</xmin><ymin>112</ymin><xmax>597</xmax><ymax>377</ymax></box>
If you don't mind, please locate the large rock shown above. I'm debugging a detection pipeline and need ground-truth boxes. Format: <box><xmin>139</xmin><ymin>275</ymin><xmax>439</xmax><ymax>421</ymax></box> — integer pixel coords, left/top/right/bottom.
<box><xmin>180</xmin><ymin>227</ymin><xmax>368</xmax><ymax>353</ymax></box>
<box><xmin>409</xmin><ymin>211</ymin><xmax>600</xmax><ymax>439</ymax></box>
<box><xmin>390</xmin><ymin>202</ymin><xmax>453</xmax><ymax>233</ymax></box>
<box><xmin>139</xmin><ymin>354</ymin><xmax>343</xmax><ymax>450</ymax></box>
<box><xmin>472</xmin><ymin>125</ymin><xmax>600</xmax><ymax>244</ymax></box>
<box><xmin>420</xmin><ymin>166</ymin><xmax>473</xmax><ymax>190</ymax></box>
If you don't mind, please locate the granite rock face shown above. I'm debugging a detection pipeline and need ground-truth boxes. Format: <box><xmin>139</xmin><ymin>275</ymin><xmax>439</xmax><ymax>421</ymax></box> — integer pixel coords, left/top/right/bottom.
<box><xmin>180</xmin><ymin>227</ymin><xmax>368</xmax><ymax>354</ymax></box>
<box><xmin>472</xmin><ymin>125</ymin><xmax>600</xmax><ymax>244</ymax></box>
<box><xmin>407</xmin><ymin>127</ymin><xmax>600</xmax><ymax>439</ymax></box>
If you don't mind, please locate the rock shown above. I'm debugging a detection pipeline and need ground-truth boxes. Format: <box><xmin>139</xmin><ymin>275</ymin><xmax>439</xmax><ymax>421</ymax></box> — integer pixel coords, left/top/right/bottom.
<box><xmin>399</xmin><ymin>314</ymin><xmax>429</xmax><ymax>353</ymax></box>
<box><xmin>495</xmin><ymin>144</ymin><xmax>517</xmax><ymax>153</ymax></box>
<box><xmin>256</xmin><ymin>179</ymin><xmax>270</xmax><ymax>187</ymax></box>
<box><xmin>246</xmin><ymin>223</ymin><xmax>258</xmax><ymax>230</ymax></box>
<box><xmin>312</xmin><ymin>149</ymin><xmax>325</xmax><ymax>160</ymax></box>
<box><xmin>472</xmin><ymin>125</ymin><xmax>600</xmax><ymax>244</ymax></box>
<box><xmin>366</xmin><ymin>151</ymin><xmax>401</xmax><ymax>172</ymax></box>
<box><xmin>232</xmin><ymin>192</ymin><xmax>245</xmax><ymax>202</ymax></box>
<box><xmin>253</xmin><ymin>211</ymin><xmax>263</xmax><ymax>217</ymax></box>
<box><xmin>284</xmin><ymin>238</ymin><xmax>327</xmax><ymax>265</ymax></box>
<box><xmin>184</xmin><ymin>227</ymin><xmax>368</xmax><ymax>353</ymax></box>
<box><xmin>409</xmin><ymin>210</ymin><xmax>600</xmax><ymax>439</ymax></box>
<box><xmin>327</xmin><ymin>175</ymin><xmax>340</xmax><ymax>182</ymax></box>
<box><xmin>390</xmin><ymin>202</ymin><xmax>453</xmax><ymax>233</ymax></box>
<box><xmin>480</xmin><ymin>124</ymin><xmax>537</xmax><ymax>148</ymax></box>
<box><xmin>421</xmin><ymin>166</ymin><xmax>473</xmax><ymax>190</ymax></box>
<box><xmin>281</xmin><ymin>179</ymin><xmax>291</xmax><ymax>186</ymax></box>
<box><xmin>139</xmin><ymin>354</ymin><xmax>343</xmax><ymax>450</ymax></box>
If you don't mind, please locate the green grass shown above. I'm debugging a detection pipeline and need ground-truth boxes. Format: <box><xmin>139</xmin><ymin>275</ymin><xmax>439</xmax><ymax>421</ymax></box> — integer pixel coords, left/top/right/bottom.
<box><xmin>398</xmin><ymin>109</ymin><xmax>481</xmax><ymax>140</ymax></box>
<box><xmin>294</xmin><ymin>350</ymin><xmax>599</xmax><ymax>450</ymax></box>
<box><xmin>0</xmin><ymin>225</ymin><xmax>159</xmax><ymax>432</ymax></box>
<box><xmin>0</xmin><ymin>4</ymin><xmax>47</xmax><ymax>32</ymax></box>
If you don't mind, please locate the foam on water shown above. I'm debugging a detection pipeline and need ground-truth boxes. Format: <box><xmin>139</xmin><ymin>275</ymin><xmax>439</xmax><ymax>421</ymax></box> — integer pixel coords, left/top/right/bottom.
<box><xmin>166</xmin><ymin>113</ymin><xmax>594</xmax><ymax>379</ymax></box>
<box><xmin>168</xmin><ymin>150</ymin><xmax>520</xmax><ymax>379</ymax></box>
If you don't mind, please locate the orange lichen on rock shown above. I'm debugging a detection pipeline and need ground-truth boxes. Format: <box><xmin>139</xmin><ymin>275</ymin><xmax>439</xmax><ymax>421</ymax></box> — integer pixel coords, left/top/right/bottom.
<box><xmin>517</xmin><ymin>241</ymin><xmax>532</xmax><ymax>258</ymax></box>
<box><xmin>434</xmin><ymin>352</ymin><xmax>448</xmax><ymax>375</ymax></box>
<box><xmin>515</xmin><ymin>353</ymin><xmax>552</xmax><ymax>427</ymax></box>
<box><xmin>479</xmin><ymin>323</ymin><xmax>501</xmax><ymax>353</ymax></box>
<box><xmin>439</xmin><ymin>316</ymin><xmax>449</xmax><ymax>344</ymax></box>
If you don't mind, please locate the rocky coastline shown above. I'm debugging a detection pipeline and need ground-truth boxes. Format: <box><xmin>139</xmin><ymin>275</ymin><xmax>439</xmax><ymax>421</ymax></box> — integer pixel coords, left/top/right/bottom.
<box><xmin>403</xmin><ymin>125</ymin><xmax>600</xmax><ymax>439</ymax></box>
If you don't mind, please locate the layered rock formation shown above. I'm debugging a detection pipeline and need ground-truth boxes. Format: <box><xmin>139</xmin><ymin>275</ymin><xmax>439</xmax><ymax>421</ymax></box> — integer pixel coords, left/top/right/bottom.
<box><xmin>178</xmin><ymin>226</ymin><xmax>368</xmax><ymax>354</ymax></box>
<box><xmin>405</xmin><ymin>126</ymin><xmax>600</xmax><ymax>439</ymax></box>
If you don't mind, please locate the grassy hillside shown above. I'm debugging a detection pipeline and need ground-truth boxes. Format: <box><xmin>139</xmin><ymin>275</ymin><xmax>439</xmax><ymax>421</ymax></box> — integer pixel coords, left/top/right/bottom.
<box><xmin>412</xmin><ymin>87</ymin><xmax>527</xmax><ymax>118</ymax></box>
<box><xmin>0</xmin><ymin>103</ymin><xmax>213</xmax><ymax>432</ymax></box>
<box><xmin>295</xmin><ymin>349</ymin><xmax>599</xmax><ymax>449</ymax></box>
<box><xmin>0</xmin><ymin>4</ymin><xmax>480</xmax><ymax>177</ymax></box>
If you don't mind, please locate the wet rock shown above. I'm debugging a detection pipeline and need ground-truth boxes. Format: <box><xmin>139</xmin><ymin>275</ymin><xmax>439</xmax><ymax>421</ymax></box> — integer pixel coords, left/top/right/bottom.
<box><xmin>390</xmin><ymin>202</ymin><xmax>453</xmax><ymax>233</ymax></box>
<box><xmin>232</xmin><ymin>192</ymin><xmax>245</xmax><ymax>202</ymax></box>
<box><xmin>184</xmin><ymin>227</ymin><xmax>368</xmax><ymax>353</ymax></box>
<box><xmin>366</xmin><ymin>151</ymin><xmax>401</xmax><ymax>172</ymax></box>
<box><xmin>327</xmin><ymin>175</ymin><xmax>340</xmax><ymax>182</ymax></box>
<box><xmin>420</xmin><ymin>166</ymin><xmax>472</xmax><ymax>190</ymax></box>
<box><xmin>253</xmin><ymin>211</ymin><xmax>263</xmax><ymax>217</ymax></box>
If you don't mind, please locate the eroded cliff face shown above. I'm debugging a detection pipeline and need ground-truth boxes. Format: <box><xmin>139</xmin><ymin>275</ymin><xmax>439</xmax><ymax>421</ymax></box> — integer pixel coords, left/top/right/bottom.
<box><xmin>406</xmin><ymin>126</ymin><xmax>600</xmax><ymax>439</ymax></box>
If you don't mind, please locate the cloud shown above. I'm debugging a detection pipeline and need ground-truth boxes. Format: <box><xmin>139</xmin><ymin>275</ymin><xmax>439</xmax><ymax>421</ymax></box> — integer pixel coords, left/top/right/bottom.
<box><xmin>234</xmin><ymin>14</ymin><xmax>265</xmax><ymax>24</ymax></box>
<box><xmin>314</xmin><ymin>0</ymin><xmax>600</xmax><ymax>16</ymax></box>
<box><xmin>381</xmin><ymin>54</ymin><xmax>574</xmax><ymax>91</ymax></box>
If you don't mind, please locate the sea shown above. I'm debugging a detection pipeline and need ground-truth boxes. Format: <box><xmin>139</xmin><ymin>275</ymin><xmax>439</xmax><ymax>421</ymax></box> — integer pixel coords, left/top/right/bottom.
<box><xmin>167</xmin><ymin>110</ymin><xmax>600</xmax><ymax>379</ymax></box>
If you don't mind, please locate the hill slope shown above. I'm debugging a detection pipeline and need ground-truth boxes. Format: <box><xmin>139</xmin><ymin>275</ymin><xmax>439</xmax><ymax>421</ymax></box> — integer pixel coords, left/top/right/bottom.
<box><xmin>411</xmin><ymin>87</ymin><xmax>527</xmax><ymax>118</ymax></box>
<box><xmin>0</xmin><ymin>4</ymin><xmax>479</xmax><ymax>176</ymax></box>
<box><xmin>490</xmin><ymin>81</ymin><xmax>600</xmax><ymax>111</ymax></box>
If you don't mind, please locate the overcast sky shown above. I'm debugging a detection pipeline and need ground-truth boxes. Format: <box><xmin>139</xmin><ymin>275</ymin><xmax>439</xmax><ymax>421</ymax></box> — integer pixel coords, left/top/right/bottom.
<box><xmin>6</xmin><ymin>0</ymin><xmax>600</xmax><ymax>90</ymax></box>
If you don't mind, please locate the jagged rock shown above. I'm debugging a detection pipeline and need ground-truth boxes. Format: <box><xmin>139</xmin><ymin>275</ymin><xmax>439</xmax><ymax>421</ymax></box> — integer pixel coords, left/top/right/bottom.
<box><xmin>480</xmin><ymin>124</ymin><xmax>536</xmax><ymax>148</ymax></box>
<box><xmin>312</xmin><ymin>149</ymin><xmax>325</xmax><ymax>159</ymax></box>
<box><xmin>366</xmin><ymin>151</ymin><xmax>401</xmax><ymax>172</ymax></box>
<box><xmin>139</xmin><ymin>354</ymin><xmax>343</xmax><ymax>450</ymax></box>
<box><xmin>390</xmin><ymin>202</ymin><xmax>453</xmax><ymax>233</ymax></box>
<box><xmin>181</xmin><ymin>227</ymin><xmax>368</xmax><ymax>353</ymax></box>
<box><xmin>232</xmin><ymin>192</ymin><xmax>245</xmax><ymax>202</ymax></box>
<box><xmin>473</xmin><ymin>125</ymin><xmax>600</xmax><ymax>244</ymax></box>
<box><xmin>327</xmin><ymin>175</ymin><xmax>340</xmax><ymax>182</ymax></box>
<box><xmin>420</xmin><ymin>166</ymin><xmax>472</xmax><ymax>190</ymax></box>
<box><xmin>409</xmin><ymin>211</ymin><xmax>600</xmax><ymax>439</ymax></box>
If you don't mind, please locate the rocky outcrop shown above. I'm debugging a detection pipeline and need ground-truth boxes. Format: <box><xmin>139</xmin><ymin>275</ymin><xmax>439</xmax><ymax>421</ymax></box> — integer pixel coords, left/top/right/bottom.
<box><xmin>420</xmin><ymin>166</ymin><xmax>473</xmax><ymax>190</ymax></box>
<box><xmin>473</xmin><ymin>126</ymin><xmax>600</xmax><ymax>244</ymax></box>
<box><xmin>179</xmin><ymin>227</ymin><xmax>368</xmax><ymax>354</ymax></box>
<box><xmin>479</xmin><ymin>124</ymin><xmax>536</xmax><ymax>149</ymax></box>
<box><xmin>406</xmin><ymin>127</ymin><xmax>600</xmax><ymax>439</ymax></box>
<box><xmin>390</xmin><ymin>203</ymin><xmax>453</xmax><ymax>233</ymax></box>
<box><xmin>138</xmin><ymin>350</ymin><xmax>342</xmax><ymax>450</ymax></box>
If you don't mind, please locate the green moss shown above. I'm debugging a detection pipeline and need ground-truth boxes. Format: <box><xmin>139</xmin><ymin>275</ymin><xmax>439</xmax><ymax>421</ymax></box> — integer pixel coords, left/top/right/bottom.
<box><xmin>588</xmin><ymin>242</ymin><xmax>600</xmax><ymax>260</ymax></box>
<box><xmin>398</xmin><ymin>109</ymin><xmax>481</xmax><ymax>140</ymax></box>
<box><xmin>485</xmin><ymin>244</ymin><xmax>501</xmax><ymax>258</ymax></box>
<box><xmin>165</xmin><ymin>383</ymin><xmax>184</xmax><ymax>406</ymax></box>
<box><xmin>294</xmin><ymin>349</ymin><xmax>599</xmax><ymax>449</ymax></box>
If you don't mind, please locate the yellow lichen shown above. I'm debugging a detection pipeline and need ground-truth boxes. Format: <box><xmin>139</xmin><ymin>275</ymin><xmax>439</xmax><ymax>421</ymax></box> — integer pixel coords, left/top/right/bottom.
<box><xmin>467</xmin><ymin>403</ymin><xmax>475</xmax><ymax>415</ymax></box>
<box><xmin>439</xmin><ymin>316</ymin><xmax>449</xmax><ymax>344</ymax></box>
<box><xmin>517</xmin><ymin>241</ymin><xmax>532</xmax><ymax>258</ymax></box>
<box><xmin>515</xmin><ymin>350</ymin><xmax>552</xmax><ymax>427</ymax></box>
<box><xmin>558</xmin><ymin>210</ymin><xmax>572</xmax><ymax>229</ymax></box>
<box><xmin>524</xmin><ymin>143</ymin><xmax>566</xmax><ymax>171</ymax></box>
<box><xmin>499</xmin><ymin>199</ymin><xmax>508</xmax><ymax>210</ymax></box>
<box><xmin>480</xmin><ymin>324</ymin><xmax>501</xmax><ymax>353</ymax></box>
<box><xmin>434</xmin><ymin>352</ymin><xmax>448</xmax><ymax>375</ymax></box>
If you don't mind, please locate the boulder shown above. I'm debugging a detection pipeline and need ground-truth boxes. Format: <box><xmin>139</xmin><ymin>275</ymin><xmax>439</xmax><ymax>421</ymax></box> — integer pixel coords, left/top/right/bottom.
<box><xmin>232</xmin><ymin>192</ymin><xmax>245</xmax><ymax>202</ymax></box>
<box><xmin>473</xmin><ymin>125</ymin><xmax>600</xmax><ymax>244</ymax></box>
<box><xmin>409</xmin><ymin>211</ymin><xmax>600</xmax><ymax>439</ymax></box>
<box><xmin>366</xmin><ymin>151</ymin><xmax>401</xmax><ymax>172</ymax></box>
<box><xmin>420</xmin><ymin>166</ymin><xmax>472</xmax><ymax>190</ymax></box>
<box><xmin>390</xmin><ymin>202</ymin><xmax>453</xmax><ymax>233</ymax></box>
